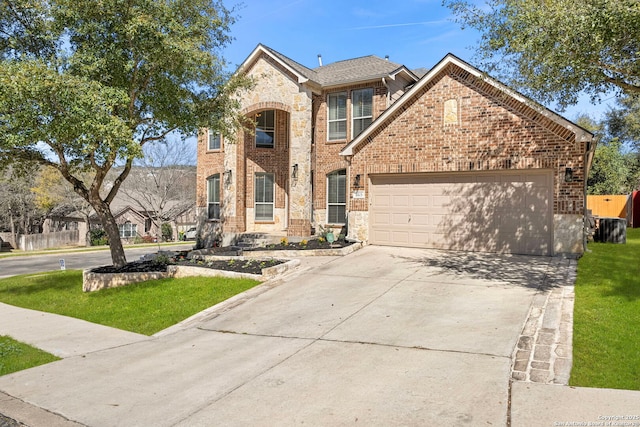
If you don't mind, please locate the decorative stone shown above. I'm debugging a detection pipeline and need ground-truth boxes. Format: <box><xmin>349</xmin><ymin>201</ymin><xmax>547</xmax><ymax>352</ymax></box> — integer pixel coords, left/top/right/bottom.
<box><xmin>529</xmin><ymin>369</ymin><xmax>552</xmax><ymax>383</ymax></box>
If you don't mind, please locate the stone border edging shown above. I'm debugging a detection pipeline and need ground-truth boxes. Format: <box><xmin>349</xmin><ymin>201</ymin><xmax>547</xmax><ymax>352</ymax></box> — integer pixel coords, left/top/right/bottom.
<box><xmin>511</xmin><ymin>257</ymin><xmax>577</xmax><ymax>385</ymax></box>
<box><xmin>243</xmin><ymin>241</ymin><xmax>362</xmax><ymax>258</ymax></box>
<box><xmin>82</xmin><ymin>258</ymin><xmax>301</xmax><ymax>292</ymax></box>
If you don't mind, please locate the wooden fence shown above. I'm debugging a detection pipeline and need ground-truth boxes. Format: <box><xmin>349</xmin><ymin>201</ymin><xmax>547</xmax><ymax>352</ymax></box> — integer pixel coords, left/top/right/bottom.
<box><xmin>587</xmin><ymin>195</ymin><xmax>630</xmax><ymax>219</ymax></box>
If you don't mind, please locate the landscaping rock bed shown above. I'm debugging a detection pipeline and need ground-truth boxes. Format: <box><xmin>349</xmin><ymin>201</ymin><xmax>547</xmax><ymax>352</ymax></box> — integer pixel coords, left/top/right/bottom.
<box><xmin>84</xmin><ymin>239</ymin><xmax>362</xmax><ymax>293</ymax></box>
<box><xmin>84</xmin><ymin>250</ymin><xmax>292</xmax><ymax>292</ymax></box>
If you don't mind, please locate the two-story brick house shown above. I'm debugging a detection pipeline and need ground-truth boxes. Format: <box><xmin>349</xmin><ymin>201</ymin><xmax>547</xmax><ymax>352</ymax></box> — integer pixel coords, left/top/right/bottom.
<box><xmin>196</xmin><ymin>44</ymin><xmax>593</xmax><ymax>256</ymax></box>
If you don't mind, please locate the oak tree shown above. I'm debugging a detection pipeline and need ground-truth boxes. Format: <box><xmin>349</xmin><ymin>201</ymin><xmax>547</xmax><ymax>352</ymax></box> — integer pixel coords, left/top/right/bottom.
<box><xmin>445</xmin><ymin>0</ymin><xmax>640</xmax><ymax>109</ymax></box>
<box><xmin>0</xmin><ymin>0</ymin><xmax>248</xmax><ymax>267</ymax></box>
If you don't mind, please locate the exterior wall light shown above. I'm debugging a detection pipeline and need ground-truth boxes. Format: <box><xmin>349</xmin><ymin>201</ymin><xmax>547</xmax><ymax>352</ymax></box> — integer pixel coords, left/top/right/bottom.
<box><xmin>292</xmin><ymin>163</ymin><xmax>298</xmax><ymax>180</ymax></box>
<box><xmin>564</xmin><ymin>167</ymin><xmax>573</xmax><ymax>183</ymax></box>
<box><xmin>353</xmin><ymin>174</ymin><xmax>361</xmax><ymax>188</ymax></box>
<box><xmin>224</xmin><ymin>169</ymin><xmax>232</xmax><ymax>185</ymax></box>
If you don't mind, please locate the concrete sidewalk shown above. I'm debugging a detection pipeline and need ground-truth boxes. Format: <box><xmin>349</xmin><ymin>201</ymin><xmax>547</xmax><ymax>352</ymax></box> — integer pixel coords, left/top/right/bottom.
<box><xmin>0</xmin><ymin>303</ymin><xmax>148</xmax><ymax>359</ymax></box>
<box><xmin>0</xmin><ymin>247</ymin><xmax>638</xmax><ymax>426</ymax></box>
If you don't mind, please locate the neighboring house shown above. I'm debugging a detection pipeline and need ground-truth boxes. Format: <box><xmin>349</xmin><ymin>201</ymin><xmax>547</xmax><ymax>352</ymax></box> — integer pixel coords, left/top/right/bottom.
<box><xmin>196</xmin><ymin>44</ymin><xmax>594</xmax><ymax>256</ymax></box>
<box><xmin>43</xmin><ymin>200</ymin><xmax>196</xmax><ymax>244</ymax></box>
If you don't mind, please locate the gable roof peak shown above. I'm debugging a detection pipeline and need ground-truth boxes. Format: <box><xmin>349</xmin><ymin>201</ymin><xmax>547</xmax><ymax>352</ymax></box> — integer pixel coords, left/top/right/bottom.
<box><xmin>340</xmin><ymin>53</ymin><xmax>593</xmax><ymax>157</ymax></box>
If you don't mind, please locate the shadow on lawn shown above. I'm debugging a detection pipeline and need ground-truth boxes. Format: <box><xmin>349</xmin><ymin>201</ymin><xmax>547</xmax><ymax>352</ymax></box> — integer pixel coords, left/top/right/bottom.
<box><xmin>598</xmin><ymin>261</ymin><xmax>640</xmax><ymax>302</ymax></box>
<box><xmin>397</xmin><ymin>250</ymin><xmax>561</xmax><ymax>290</ymax></box>
<box><xmin>584</xmin><ymin>243</ymin><xmax>640</xmax><ymax>302</ymax></box>
<box><xmin>0</xmin><ymin>271</ymin><xmax>81</xmax><ymax>296</ymax></box>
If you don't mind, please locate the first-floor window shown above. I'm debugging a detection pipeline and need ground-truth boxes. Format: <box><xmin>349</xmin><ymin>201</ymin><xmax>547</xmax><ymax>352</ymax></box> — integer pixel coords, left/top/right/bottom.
<box><xmin>255</xmin><ymin>173</ymin><xmax>274</xmax><ymax>221</ymax></box>
<box><xmin>207</xmin><ymin>174</ymin><xmax>220</xmax><ymax>220</ymax></box>
<box><xmin>119</xmin><ymin>222</ymin><xmax>137</xmax><ymax>238</ymax></box>
<box><xmin>327</xmin><ymin>170</ymin><xmax>346</xmax><ymax>224</ymax></box>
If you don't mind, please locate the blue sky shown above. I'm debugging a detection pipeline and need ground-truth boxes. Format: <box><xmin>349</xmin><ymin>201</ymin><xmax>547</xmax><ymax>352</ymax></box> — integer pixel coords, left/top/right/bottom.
<box><xmin>221</xmin><ymin>0</ymin><xmax>613</xmax><ymax>122</ymax></box>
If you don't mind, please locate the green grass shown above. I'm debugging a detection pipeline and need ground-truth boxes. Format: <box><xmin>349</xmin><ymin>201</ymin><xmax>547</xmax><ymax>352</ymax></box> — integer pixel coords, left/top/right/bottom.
<box><xmin>571</xmin><ymin>228</ymin><xmax>640</xmax><ymax>390</ymax></box>
<box><xmin>0</xmin><ymin>335</ymin><xmax>60</xmax><ymax>376</ymax></box>
<box><xmin>0</xmin><ymin>270</ymin><xmax>260</xmax><ymax>336</ymax></box>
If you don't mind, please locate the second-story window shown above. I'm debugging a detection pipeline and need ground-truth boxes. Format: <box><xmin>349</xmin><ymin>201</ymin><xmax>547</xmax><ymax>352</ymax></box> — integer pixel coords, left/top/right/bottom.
<box><xmin>255</xmin><ymin>110</ymin><xmax>275</xmax><ymax>148</ymax></box>
<box><xmin>208</xmin><ymin>130</ymin><xmax>221</xmax><ymax>150</ymax></box>
<box><xmin>328</xmin><ymin>92</ymin><xmax>347</xmax><ymax>141</ymax></box>
<box><xmin>352</xmin><ymin>88</ymin><xmax>373</xmax><ymax>137</ymax></box>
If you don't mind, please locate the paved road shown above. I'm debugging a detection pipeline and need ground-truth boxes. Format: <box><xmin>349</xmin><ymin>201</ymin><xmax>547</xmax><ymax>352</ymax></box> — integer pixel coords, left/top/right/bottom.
<box><xmin>0</xmin><ymin>244</ymin><xmax>194</xmax><ymax>279</ymax></box>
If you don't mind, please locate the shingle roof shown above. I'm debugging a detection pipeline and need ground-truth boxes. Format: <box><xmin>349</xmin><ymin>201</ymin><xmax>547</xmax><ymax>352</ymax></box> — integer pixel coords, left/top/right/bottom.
<box><xmin>252</xmin><ymin>45</ymin><xmax>413</xmax><ymax>88</ymax></box>
<box><xmin>312</xmin><ymin>55</ymin><xmax>405</xmax><ymax>86</ymax></box>
<box><xmin>260</xmin><ymin>44</ymin><xmax>319</xmax><ymax>82</ymax></box>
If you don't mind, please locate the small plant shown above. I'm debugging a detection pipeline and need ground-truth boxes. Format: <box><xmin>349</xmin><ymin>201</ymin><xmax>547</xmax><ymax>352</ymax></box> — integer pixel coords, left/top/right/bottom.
<box><xmin>153</xmin><ymin>254</ymin><xmax>170</xmax><ymax>265</ymax></box>
<box><xmin>280</xmin><ymin>237</ymin><xmax>288</xmax><ymax>246</ymax></box>
<box><xmin>300</xmin><ymin>239</ymin><xmax>307</xmax><ymax>247</ymax></box>
<box><xmin>318</xmin><ymin>237</ymin><xmax>325</xmax><ymax>243</ymax></box>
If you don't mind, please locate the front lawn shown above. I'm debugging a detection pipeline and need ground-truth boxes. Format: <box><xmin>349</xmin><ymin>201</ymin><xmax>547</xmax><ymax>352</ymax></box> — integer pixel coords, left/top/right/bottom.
<box><xmin>0</xmin><ymin>335</ymin><xmax>60</xmax><ymax>376</ymax></box>
<box><xmin>0</xmin><ymin>270</ymin><xmax>260</xmax><ymax>336</ymax></box>
<box><xmin>571</xmin><ymin>228</ymin><xmax>640</xmax><ymax>390</ymax></box>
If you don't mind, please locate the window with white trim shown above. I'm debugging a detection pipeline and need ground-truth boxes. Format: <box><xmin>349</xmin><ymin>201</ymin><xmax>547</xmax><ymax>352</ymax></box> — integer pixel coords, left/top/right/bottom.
<box><xmin>327</xmin><ymin>170</ymin><xmax>346</xmax><ymax>224</ymax></box>
<box><xmin>119</xmin><ymin>222</ymin><xmax>137</xmax><ymax>238</ymax></box>
<box><xmin>328</xmin><ymin>92</ymin><xmax>347</xmax><ymax>140</ymax></box>
<box><xmin>352</xmin><ymin>88</ymin><xmax>373</xmax><ymax>137</ymax></box>
<box><xmin>255</xmin><ymin>110</ymin><xmax>275</xmax><ymax>148</ymax></box>
<box><xmin>207</xmin><ymin>174</ymin><xmax>220</xmax><ymax>220</ymax></box>
<box><xmin>208</xmin><ymin>130</ymin><xmax>221</xmax><ymax>150</ymax></box>
<box><xmin>254</xmin><ymin>173</ymin><xmax>274</xmax><ymax>221</ymax></box>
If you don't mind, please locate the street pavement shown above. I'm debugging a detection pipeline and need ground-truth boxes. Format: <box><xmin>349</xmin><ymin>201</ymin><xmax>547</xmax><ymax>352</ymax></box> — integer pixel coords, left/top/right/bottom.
<box><xmin>0</xmin><ymin>246</ymin><xmax>638</xmax><ymax>426</ymax></box>
<box><xmin>0</xmin><ymin>244</ymin><xmax>194</xmax><ymax>278</ymax></box>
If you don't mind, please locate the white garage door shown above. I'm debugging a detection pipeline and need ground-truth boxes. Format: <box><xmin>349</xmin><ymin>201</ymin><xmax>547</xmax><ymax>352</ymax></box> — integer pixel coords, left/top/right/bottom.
<box><xmin>369</xmin><ymin>170</ymin><xmax>553</xmax><ymax>256</ymax></box>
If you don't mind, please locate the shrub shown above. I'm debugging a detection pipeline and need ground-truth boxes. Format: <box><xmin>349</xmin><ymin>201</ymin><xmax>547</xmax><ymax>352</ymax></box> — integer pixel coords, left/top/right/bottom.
<box><xmin>90</xmin><ymin>229</ymin><xmax>108</xmax><ymax>246</ymax></box>
<box><xmin>161</xmin><ymin>223</ymin><xmax>173</xmax><ymax>241</ymax></box>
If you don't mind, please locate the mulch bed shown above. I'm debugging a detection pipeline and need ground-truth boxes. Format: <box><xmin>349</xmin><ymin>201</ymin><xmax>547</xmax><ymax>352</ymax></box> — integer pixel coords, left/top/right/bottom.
<box><xmin>91</xmin><ymin>261</ymin><xmax>170</xmax><ymax>274</ymax></box>
<box><xmin>245</xmin><ymin>239</ymin><xmax>354</xmax><ymax>251</ymax></box>
<box><xmin>91</xmin><ymin>253</ymin><xmax>285</xmax><ymax>275</ymax></box>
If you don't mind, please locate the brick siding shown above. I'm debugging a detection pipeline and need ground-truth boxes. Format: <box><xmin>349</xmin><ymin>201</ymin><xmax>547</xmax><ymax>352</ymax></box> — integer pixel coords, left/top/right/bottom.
<box><xmin>348</xmin><ymin>67</ymin><xmax>585</xmax><ymax>216</ymax></box>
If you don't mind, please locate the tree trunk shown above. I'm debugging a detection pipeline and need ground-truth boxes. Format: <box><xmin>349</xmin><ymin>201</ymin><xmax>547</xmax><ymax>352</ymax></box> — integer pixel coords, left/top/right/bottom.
<box><xmin>92</xmin><ymin>200</ymin><xmax>127</xmax><ymax>268</ymax></box>
<box><xmin>83</xmin><ymin>213</ymin><xmax>92</xmax><ymax>247</ymax></box>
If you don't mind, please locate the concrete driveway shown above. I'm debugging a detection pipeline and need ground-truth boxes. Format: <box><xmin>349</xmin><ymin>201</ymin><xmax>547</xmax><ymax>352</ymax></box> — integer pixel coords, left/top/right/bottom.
<box><xmin>0</xmin><ymin>246</ymin><xmax>562</xmax><ymax>426</ymax></box>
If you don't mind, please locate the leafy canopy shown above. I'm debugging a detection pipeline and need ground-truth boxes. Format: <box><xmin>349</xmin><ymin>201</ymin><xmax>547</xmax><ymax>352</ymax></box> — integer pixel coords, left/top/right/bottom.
<box><xmin>0</xmin><ymin>0</ymin><xmax>249</xmax><ymax>266</ymax></box>
<box><xmin>445</xmin><ymin>0</ymin><xmax>640</xmax><ymax>109</ymax></box>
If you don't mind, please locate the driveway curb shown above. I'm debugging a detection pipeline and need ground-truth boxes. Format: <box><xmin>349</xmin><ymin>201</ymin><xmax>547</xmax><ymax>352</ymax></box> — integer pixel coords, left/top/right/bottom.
<box><xmin>511</xmin><ymin>256</ymin><xmax>577</xmax><ymax>384</ymax></box>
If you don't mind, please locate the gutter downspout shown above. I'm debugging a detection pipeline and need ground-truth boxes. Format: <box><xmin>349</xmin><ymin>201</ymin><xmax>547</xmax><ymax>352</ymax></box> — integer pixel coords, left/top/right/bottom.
<box><xmin>382</xmin><ymin>77</ymin><xmax>390</xmax><ymax>108</ymax></box>
<box><xmin>583</xmin><ymin>134</ymin><xmax>597</xmax><ymax>253</ymax></box>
